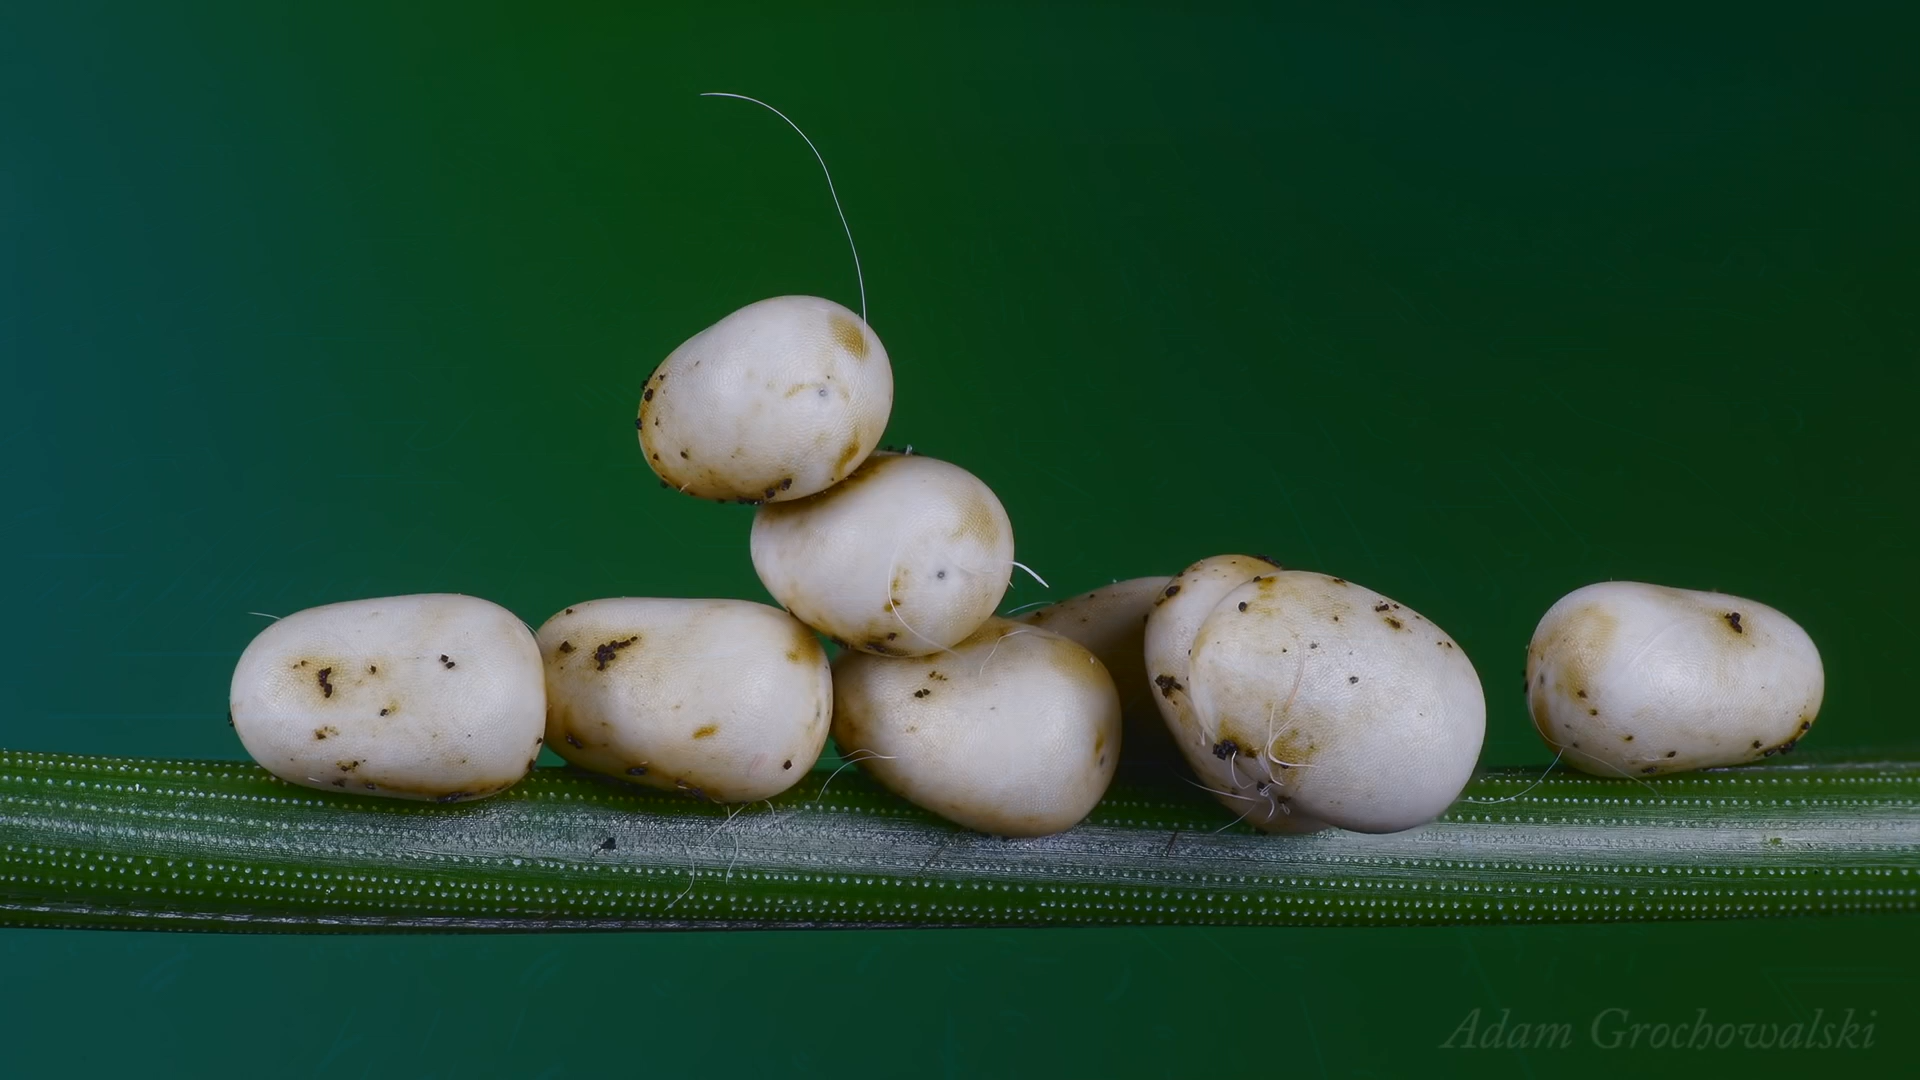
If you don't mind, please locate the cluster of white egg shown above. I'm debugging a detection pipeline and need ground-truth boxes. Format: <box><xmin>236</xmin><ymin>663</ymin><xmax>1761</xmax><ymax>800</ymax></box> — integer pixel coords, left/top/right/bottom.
<box><xmin>228</xmin><ymin>297</ymin><xmax>1108</xmax><ymax>834</ymax></box>
<box><xmin>225</xmin><ymin>103</ymin><xmax>1825</xmax><ymax>834</ymax></box>
<box><xmin>227</xmin><ymin>289</ymin><xmax>1827</xmax><ymax>836</ymax></box>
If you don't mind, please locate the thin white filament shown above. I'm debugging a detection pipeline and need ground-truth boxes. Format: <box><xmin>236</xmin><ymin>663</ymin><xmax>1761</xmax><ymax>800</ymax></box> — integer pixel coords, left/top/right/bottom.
<box><xmin>975</xmin><ymin>627</ymin><xmax>1036</xmax><ymax>678</ymax></box>
<box><xmin>1462</xmin><ymin>748</ymin><xmax>1568</xmax><ymax>805</ymax></box>
<box><xmin>1180</xmin><ymin>775</ymin><xmax>1260</xmax><ymax>804</ymax></box>
<box><xmin>701</xmin><ymin>92</ymin><xmax>866</xmax><ymax>322</ymax></box>
<box><xmin>815</xmin><ymin>748</ymin><xmax>896</xmax><ymax>802</ymax></box>
<box><xmin>1009</xmin><ymin>560</ymin><xmax>1050</xmax><ymax>590</ymax></box>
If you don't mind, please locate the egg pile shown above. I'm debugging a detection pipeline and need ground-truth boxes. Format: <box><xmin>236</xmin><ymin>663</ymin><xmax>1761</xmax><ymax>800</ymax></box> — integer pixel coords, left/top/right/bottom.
<box><xmin>226</xmin><ymin>107</ymin><xmax>1826</xmax><ymax>835</ymax></box>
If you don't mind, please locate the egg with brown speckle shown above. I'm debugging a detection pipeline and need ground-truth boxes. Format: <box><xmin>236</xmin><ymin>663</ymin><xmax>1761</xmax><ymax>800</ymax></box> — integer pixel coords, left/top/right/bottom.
<box><xmin>229</xmin><ymin>594</ymin><xmax>546</xmax><ymax>803</ymax></box>
<box><xmin>639</xmin><ymin>295</ymin><xmax>893</xmax><ymax>503</ymax></box>
<box><xmin>751</xmin><ymin>452</ymin><xmax>1016</xmax><ymax>657</ymax></box>
<box><xmin>1525</xmin><ymin>581</ymin><xmax>1824</xmax><ymax>778</ymax></box>
<box><xmin>1187</xmin><ymin>572</ymin><xmax>1485</xmax><ymax>834</ymax></box>
<box><xmin>831</xmin><ymin>618</ymin><xmax>1121</xmax><ymax>837</ymax></box>
<box><xmin>538</xmin><ymin>597</ymin><xmax>832</xmax><ymax>802</ymax></box>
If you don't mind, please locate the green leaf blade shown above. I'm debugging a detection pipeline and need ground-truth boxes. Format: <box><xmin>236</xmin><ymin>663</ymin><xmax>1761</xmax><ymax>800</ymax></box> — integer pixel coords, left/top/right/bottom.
<box><xmin>3</xmin><ymin>751</ymin><xmax>1916</xmax><ymax>932</ymax></box>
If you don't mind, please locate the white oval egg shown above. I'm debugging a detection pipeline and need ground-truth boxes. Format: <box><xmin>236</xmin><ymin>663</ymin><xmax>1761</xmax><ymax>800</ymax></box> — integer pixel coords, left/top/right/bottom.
<box><xmin>750</xmin><ymin>452</ymin><xmax>1015</xmax><ymax>657</ymax></box>
<box><xmin>1018</xmin><ymin>576</ymin><xmax>1176</xmax><ymax>772</ymax></box>
<box><xmin>1140</xmin><ymin>554</ymin><xmax>1324</xmax><ymax>832</ymax></box>
<box><xmin>537</xmin><ymin>598</ymin><xmax>832</xmax><ymax>803</ymax></box>
<box><xmin>1185</xmin><ymin>572</ymin><xmax>1485</xmax><ymax>834</ymax></box>
<box><xmin>639</xmin><ymin>295</ymin><xmax>893</xmax><ymax>503</ymax></box>
<box><xmin>1525</xmin><ymin>581</ymin><xmax>1824</xmax><ymax>778</ymax></box>
<box><xmin>229</xmin><ymin>593</ymin><xmax>546</xmax><ymax>802</ymax></box>
<box><xmin>831</xmin><ymin>618</ymin><xmax>1121</xmax><ymax>837</ymax></box>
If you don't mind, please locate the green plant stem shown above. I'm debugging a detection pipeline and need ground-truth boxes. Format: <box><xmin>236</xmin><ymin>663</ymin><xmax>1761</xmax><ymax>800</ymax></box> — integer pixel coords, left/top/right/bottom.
<box><xmin>2</xmin><ymin>749</ymin><xmax>1916</xmax><ymax>932</ymax></box>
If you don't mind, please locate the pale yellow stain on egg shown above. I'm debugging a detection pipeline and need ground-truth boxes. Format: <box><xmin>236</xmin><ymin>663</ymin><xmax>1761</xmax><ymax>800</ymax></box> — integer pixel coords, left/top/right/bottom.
<box><xmin>1532</xmin><ymin>603</ymin><xmax>1618</xmax><ymax>702</ymax></box>
<box><xmin>834</xmin><ymin>438</ymin><xmax>864</xmax><ymax>478</ymax></box>
<box><xmin>949</xmin><ymin>493</ymin><xmax>1001</xmax><ymax>544</ymax></box>
<box><xmin>829</xmin><ymin>315</ymin><xmax>868</xmax><ymax>359</ymax></box>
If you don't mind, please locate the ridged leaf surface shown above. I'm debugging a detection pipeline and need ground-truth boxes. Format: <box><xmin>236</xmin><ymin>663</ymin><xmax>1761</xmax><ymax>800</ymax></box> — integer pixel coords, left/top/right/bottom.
<box><xmin>2</xmin><ymin>750</ymin><xmax>1915</xmax><ymax>931</ymax></box>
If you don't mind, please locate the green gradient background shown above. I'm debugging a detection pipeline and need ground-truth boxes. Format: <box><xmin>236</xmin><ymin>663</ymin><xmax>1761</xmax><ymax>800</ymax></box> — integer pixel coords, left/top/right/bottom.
<box><xmin>3</xmin><ymin>3</ymin><xmax>1915</xmax><ymax>1077</ymax></box>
